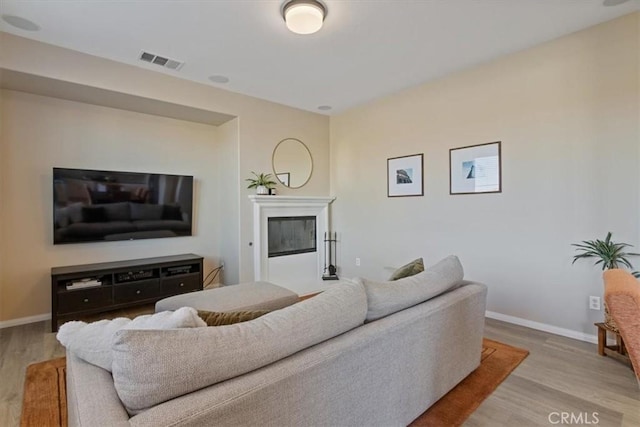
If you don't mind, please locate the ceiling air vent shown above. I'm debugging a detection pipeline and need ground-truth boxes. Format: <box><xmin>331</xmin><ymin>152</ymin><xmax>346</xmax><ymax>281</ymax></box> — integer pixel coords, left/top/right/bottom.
<box><xmin>138</xmin><ymin>51</ymin><xmax>184</xmax><ymax>71</ymax></box>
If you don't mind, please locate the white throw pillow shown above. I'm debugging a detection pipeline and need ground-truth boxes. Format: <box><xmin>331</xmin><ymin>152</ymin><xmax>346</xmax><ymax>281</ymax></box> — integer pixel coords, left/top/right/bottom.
<box><xmin>57</xmin><ymin>306</ymin><xmax>206</xmax><ymax>371</ymax></box>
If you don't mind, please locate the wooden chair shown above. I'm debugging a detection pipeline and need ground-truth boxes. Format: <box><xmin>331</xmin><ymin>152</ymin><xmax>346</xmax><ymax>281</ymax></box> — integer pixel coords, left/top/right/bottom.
<box><xmin>603</xmin><ymin>269</ymin><xmax>640</xmax><ymax>387</ymax></box>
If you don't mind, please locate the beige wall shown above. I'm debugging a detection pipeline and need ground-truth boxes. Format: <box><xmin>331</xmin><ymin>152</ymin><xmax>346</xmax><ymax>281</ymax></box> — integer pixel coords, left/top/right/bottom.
<box><xmin>0</xmin><ymin>90</ymin><xmax>219</xmax><ymax>321</ymax></box>
<box><xmin>217</xmin><ymin>118</ymin><xmax>241</xmax><ymax>285</ymax></box>
<box><xmin>330</xmin><ymin>13</ymin><xmax>639</xmax><ymax>337</ymax></box>
<box><xmin>0</xmin><ymin>81</ymin><xmax>4</xmax><ymax>319</ymax></box>
<box><xmin>0</xmin><ymin>33</ymin><xmax>330</xmax><ymax>323</ymax></box>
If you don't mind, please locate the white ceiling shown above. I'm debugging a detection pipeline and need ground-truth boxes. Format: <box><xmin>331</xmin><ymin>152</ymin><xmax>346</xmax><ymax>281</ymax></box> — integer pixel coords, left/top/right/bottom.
<box><xmin>1</xmin><ymin>1</ymin><xmax>639</xmax><ymax>115</ymax></box>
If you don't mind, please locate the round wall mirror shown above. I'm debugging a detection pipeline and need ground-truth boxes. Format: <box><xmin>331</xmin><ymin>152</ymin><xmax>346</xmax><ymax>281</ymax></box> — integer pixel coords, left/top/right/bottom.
<box><xmin>272</xmin><ymin>138</ymin><xmax>313</xmax><ymax>189</ymax></box>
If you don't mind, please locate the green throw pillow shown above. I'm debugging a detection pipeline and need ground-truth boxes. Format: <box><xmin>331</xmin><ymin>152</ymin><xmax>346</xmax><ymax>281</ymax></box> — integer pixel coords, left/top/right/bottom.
<box><xmin>197</xmin><ymin>310</ymin><xmax>270</xmax><ymax>326</ymax></box>
<box><xmin>388</xmin><ymin>257</ymin><xmax>424</xmax><ymax>281</ymax></box>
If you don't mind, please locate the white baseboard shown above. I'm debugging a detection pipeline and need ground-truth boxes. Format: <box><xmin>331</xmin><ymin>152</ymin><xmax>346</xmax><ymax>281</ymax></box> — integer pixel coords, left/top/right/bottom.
<box><xmin>486</xmin><ymin>310</ymin><xmax>598</xmax><ymax>344</ymax></box>
<box><xmin>0</xmin><ymin>313</ymin><xmax>51</xmax><ymax>330</ymax></box>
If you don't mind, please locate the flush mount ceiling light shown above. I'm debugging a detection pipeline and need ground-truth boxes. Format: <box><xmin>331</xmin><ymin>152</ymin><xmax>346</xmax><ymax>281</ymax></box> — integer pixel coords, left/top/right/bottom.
<box><xmin>283</xmin><ymin>0</ymin><xmax>326</xmax><ymax>35</ymax></box>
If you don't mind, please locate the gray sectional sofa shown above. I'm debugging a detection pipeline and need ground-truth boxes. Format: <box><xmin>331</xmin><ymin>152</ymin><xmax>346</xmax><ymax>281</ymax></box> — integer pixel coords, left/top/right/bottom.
<box><xmin>65</xmin><ymin>256</ymin><xmax>487</xmax><ymax>426</ymax></box>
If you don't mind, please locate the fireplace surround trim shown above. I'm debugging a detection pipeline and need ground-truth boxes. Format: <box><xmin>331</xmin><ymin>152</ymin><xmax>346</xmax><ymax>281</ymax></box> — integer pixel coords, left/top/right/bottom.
<box><xmin>249</xmin><ymin>195</ymin><xmax>335</xmax><ymax>287</ymax></box>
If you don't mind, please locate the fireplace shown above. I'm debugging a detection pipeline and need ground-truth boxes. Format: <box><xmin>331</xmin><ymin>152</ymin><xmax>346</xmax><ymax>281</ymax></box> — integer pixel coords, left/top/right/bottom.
<box><xmin>249</xmin><ymin>195</ymin><xmax>335</xmax><ymax>295</ymax></box>
<box><xmin>268</xmin><ymin>216</ymin><xmax>317</xmax><ymax>257</ymax></box>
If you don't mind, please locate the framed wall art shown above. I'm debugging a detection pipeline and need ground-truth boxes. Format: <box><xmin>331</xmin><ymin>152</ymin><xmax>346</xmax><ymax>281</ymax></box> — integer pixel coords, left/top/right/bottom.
<box><xmin>387</xmin><ymin>153</ymin><xmax>424</xmax><ymax>197</ymax></box>
<box><xmin>449</xmin><ymin>141</ymin><xmax>501</xmax><ymax>195</ymax></box>
<box><xmin>276</xmin><ymin>172</ymin><xmax>290</xmax><ymax>187</ymax></box>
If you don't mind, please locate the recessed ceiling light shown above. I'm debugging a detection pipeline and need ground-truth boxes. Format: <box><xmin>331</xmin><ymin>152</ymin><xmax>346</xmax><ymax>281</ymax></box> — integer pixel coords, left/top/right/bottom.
<box><xmin>318</xmin><ymin>105</ymin><xmax>332</xmax><ymax>111</ymax></box>
<box><xmin>208</xmin><ymin>75</ymin><xmax>230</xmax><ymax>84</ymax></box>
<box><xmin>1</xmin><ymin>14</ymin><xmax>40</xmax><ymax>31</ymax></box>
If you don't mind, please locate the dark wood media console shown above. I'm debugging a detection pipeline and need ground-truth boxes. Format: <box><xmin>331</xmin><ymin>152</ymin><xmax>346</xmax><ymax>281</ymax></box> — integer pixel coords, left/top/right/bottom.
<box><xmin>51</xmin><ymin>253</ymin><xmax>203</xmax><ymax>332</ymax></box>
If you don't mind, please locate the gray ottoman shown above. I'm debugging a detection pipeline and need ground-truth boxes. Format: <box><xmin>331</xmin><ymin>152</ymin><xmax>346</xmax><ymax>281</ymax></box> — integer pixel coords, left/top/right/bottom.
<box><xmin>155</xmin><ymin>281</ymin><xmax>299</xmax><ymax>313</ymax></box>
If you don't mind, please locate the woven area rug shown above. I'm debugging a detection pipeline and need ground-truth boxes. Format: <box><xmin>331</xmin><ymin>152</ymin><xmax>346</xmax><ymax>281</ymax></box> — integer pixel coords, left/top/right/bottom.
<box><xmin>410</xmin><ymin>338</ymin><xmax>529</xmax><ymax>426</ymax></box>
<box><xmin>21</xmin><ymin>338</ymin><xmax>528</xmax><ymax>427</ymax></box>
<box><xmin>20</xmin><ymin>357</ymin><xmax>67</xmax><ymax>427</ymax></box>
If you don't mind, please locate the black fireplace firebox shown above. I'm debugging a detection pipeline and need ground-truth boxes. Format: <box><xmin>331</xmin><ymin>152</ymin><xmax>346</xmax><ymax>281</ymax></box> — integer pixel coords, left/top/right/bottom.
<box><xmin>268</xmin><ymin>216</ymin><xmax>316</xmax><ymax>257</ymax></box>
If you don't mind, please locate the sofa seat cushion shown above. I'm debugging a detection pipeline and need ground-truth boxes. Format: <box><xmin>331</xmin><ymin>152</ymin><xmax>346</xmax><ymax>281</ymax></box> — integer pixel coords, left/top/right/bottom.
<box><xmin>133</xmin><ymin>219</ymin><xmax>191</xmax><ymax>232</ymax></box>
<box><xmin>63</xmin><ymin>221</ymin><xmax>136</xmax><ymax>237</ymax></box>
<box><xmin>111</xmin><ymin>280</ymin><xmax>368</xmax><ymax>414</ymax></box>
<box><xmin>155</xmin><ymin>281</ymin><xmax>299</xmax><ymax>313</ymax></box>
<box><xmin>358</xmin><ymin>255</ymin><xmax>464</xmax><ymax>322</ymax></box>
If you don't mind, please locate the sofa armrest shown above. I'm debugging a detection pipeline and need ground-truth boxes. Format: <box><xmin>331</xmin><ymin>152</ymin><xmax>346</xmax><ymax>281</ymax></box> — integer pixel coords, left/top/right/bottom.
<box><xmin>66</xmin><ymin>352</ymin><xmax>130</xmax><ymax>427</ymax></box>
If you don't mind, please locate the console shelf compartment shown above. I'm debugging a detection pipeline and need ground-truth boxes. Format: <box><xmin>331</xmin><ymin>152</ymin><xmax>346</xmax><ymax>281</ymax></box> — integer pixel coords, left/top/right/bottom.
<box><xmin>51</xmin><ymin>253</ymin><xmax>203</xmax><ymax>332</ymax></box>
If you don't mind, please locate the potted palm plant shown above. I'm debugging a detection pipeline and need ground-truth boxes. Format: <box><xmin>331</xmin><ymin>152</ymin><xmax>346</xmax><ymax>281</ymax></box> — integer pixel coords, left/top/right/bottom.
<box><xmin>572</xmin><ymin>231</ymin><xmax>640</xmax><ymax>331</ymax></box>
<box><xmin>246</xmin><ymin>172</ymin><xmax>277</xmax><ymax>195</ymax></box>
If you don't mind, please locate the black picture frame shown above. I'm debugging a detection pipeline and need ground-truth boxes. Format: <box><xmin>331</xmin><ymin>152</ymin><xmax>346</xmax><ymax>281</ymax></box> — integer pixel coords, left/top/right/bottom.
<box><xmin>387</xmin><ymin>153</ymin><xmax>424</xmax><ymax>197</ymax></box>
<box><xmin>449</xmin><ymin>141</ymin><xmax>502</xmax><ymax>195</ymax></box>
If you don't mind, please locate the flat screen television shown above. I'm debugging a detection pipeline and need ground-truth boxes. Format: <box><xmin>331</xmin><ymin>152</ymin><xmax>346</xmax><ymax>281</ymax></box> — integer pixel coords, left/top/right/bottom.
<box><xmin>53</xmin><ymin>168</ymin><xmax>194</xmax><ymax>244</ymax></box>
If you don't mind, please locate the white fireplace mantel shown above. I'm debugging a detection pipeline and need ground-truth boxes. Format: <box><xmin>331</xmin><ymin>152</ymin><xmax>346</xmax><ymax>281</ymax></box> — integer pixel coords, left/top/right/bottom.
<box><xmin>248</xmin><ymin>195</ymin><xmax>336</xmax><ymax>295</ymax></box>
<box><xmin>248</xmin><ymin>195</ymin><xmax>336</xmax><ymax>206</ymax></box>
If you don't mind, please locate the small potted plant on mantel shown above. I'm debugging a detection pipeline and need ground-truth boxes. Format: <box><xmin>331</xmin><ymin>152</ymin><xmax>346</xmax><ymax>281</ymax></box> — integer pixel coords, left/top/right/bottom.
<box><xmin>572</xmin><ymin>231</ymin><xmax>640</xmax><ymax>331</ymax></box>
<box><xmin>246</xmin><ymin>171</ymin><xmax>277</xmax><ymax>195</ymax></box>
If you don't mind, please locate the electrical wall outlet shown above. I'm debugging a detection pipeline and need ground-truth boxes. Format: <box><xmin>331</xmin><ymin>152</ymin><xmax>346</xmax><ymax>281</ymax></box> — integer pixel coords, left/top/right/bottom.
<box><xmin>355</xmin><ymin>257</ymin><xmax>361</xmax><ymax>266</ymax></box>
<box><xmin>589</xmin><ymin>296</ymin><xmax>601</xmax><ymax>311</ymax></box>
<box><xmin>220</xmin><ymin>261</ymin><xmax>225</xmax><ymax>270</ymax></box>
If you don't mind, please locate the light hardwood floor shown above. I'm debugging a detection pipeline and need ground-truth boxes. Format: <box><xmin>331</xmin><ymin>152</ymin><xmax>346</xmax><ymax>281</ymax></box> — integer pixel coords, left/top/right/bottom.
<box><xmin>469</xmin><ymin>319</ymin><xmax>640</xmax><ymax>426</ymax></box>
<box><xmin>0</xmin><ymin>305</ymin><xmax>154</xmax><ymax>427</ymax></box>
<box><xmin>1</xmin><ymin>316</ymin><xmax>638</xmax><ymax>426</ymax></box>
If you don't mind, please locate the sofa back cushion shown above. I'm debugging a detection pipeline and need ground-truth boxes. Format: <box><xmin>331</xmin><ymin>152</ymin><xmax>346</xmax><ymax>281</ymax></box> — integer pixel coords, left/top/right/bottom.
<box><xmin>103</xmin><ymin>202</ymin><xmax>131</xmax><ymax>221</ymax></box>
<box><xmin>54</xmin><ymin>202</ymin><xmax>84</xmax><ymax>227</ymax></box>
<box><xmin>130</xmin><ymin>203</ymin><xmax>163</xmax><ymax>220</ymax></box>
<box><xmin>111</xmin><ymin>280</ymin><xmax>368</xmax><ymax>414</ymax></box>
<box><xmin>81</xmin><ymin>206</ymin><xmax>107</xmax><ymax>223</ymax></box>
<box><xmin>66</xmin><ymin>203</ymin><xmax>85</xmax><ymax>224</ymax></box>
<box><xmin>358</xmin><ymin>255</ymin><xmax>464</xmax><ymax>322</ymax></box>
<box><xmin>162</xmin><ymin>204</ymin><xmax>183</xmax><ymax>221</ymax></box>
